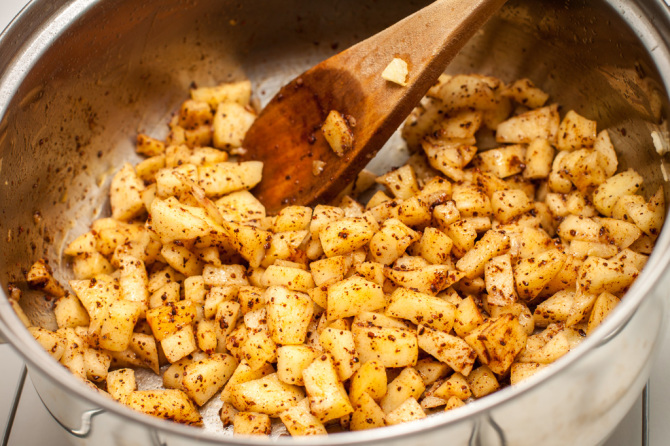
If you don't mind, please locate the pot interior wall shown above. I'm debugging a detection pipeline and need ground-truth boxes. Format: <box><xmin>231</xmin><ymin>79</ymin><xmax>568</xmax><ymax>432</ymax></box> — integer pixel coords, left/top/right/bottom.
<box><xmin>0</xmin><ymin>0</ymin><xmax>667</xmax><ymax>434</ymax></box>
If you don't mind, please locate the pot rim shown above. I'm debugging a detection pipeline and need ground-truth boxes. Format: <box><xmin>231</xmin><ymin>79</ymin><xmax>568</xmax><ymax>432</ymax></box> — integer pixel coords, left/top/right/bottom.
<box><xmin>1</xmin><ymin>0</ymin><xmax>670</xmax><ymax>444</ymax></box>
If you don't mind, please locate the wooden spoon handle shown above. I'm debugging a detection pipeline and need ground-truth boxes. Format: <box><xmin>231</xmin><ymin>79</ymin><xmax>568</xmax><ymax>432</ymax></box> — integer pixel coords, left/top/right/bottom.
<box><xmin>329</xmin><ymin>0</ymin><xmax>506</xmax><ymax>127</ymax></box>
<box><xmin>328</xmin><ymin>0</ymin><xmax>506</xmax><ymax>152</ymax></box>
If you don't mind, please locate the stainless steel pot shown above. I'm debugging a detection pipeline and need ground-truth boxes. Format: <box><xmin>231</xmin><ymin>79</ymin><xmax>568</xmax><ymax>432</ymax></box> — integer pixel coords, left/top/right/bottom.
<box><xmin>0</xmin><ymin>0</ymin><xmax>670</xmax><ymax>445</ymax></box>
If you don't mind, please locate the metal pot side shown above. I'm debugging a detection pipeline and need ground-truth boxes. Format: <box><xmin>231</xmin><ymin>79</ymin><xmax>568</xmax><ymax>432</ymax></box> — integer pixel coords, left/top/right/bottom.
<box><xmin>1</xmin><ymin>0</ymin><xmax>670</xmax><ymax>445</ymax></box>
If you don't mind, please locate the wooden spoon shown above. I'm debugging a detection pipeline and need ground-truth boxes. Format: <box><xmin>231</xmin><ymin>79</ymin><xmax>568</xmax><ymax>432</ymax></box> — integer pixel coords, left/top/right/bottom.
<box><xmin>242</xmin><ymin>0</ymin><xmax>506</xmax><ymax>213</ymax></box>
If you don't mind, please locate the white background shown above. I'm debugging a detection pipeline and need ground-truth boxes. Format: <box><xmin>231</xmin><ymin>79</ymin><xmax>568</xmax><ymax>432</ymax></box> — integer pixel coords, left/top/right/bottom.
<box><xmin>0</xmin><ymin>1</ymin><xmax>668</xmax><ymax>445</ymax></box>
